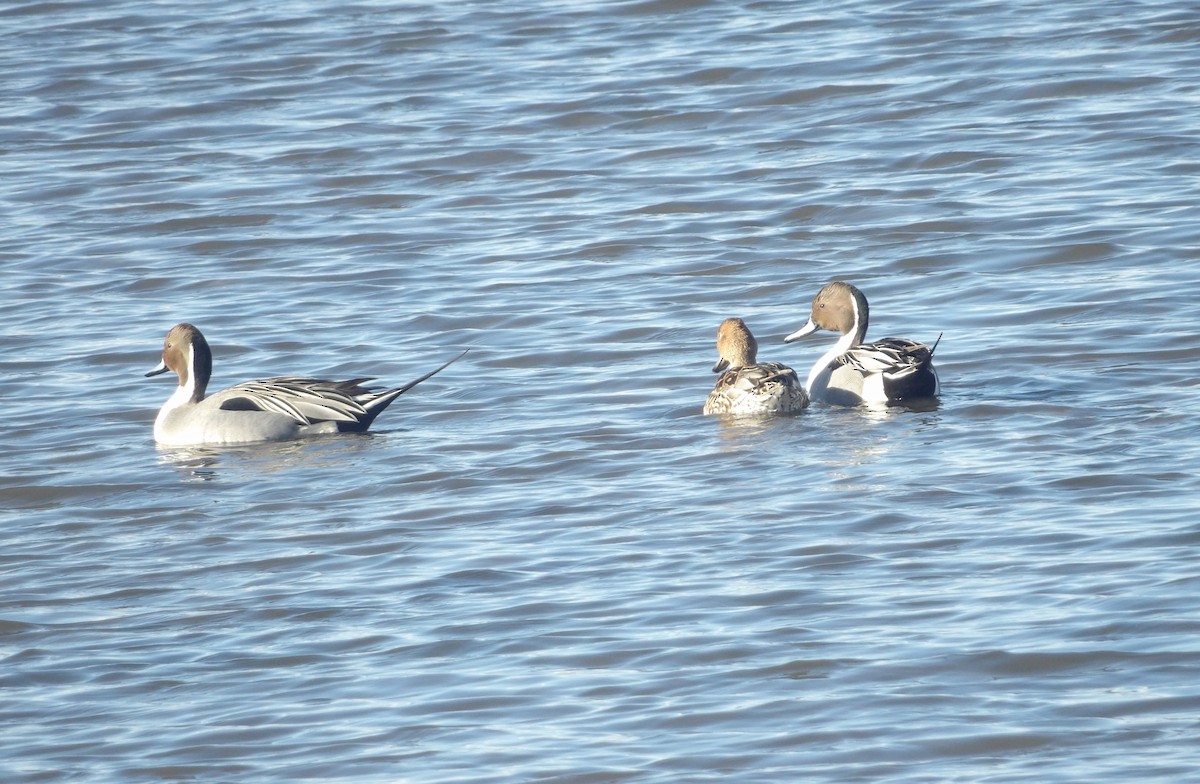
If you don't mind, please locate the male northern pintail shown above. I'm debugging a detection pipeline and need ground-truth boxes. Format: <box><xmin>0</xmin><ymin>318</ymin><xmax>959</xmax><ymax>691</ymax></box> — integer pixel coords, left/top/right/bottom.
<box><xmin>146</xmin><ymin>322</ymin><xmax>467</xmax><ymax>446</ymax></box>
<box><xmin>783</xmin><ymin>281</ymin><xmax>940</xmax><ymax>406</ymax></box>
<box><xmin>704</xmin><ymin>317</ymin><xmax>809</xmax><ymax>416</ymax></box>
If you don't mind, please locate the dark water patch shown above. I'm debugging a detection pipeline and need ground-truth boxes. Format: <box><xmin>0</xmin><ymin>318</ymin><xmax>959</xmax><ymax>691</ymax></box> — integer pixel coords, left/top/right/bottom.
<box><xmin>3</xmin><ymin>0</ymin><xmax>1200</xmax><ymax>782</ymax></box>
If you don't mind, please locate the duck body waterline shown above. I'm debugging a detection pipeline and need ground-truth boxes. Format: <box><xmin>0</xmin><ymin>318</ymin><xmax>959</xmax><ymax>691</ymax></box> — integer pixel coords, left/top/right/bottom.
<box><xmin>704</xmin><ymin>318</ymin><xmax>808</xmax><ymax>416</ymax></box>
<box><xmin>146</xmin><ymin>323</ymin><xmax>466</xmax><ymax>446</ymax></box>
<box><xmin>784</xmin><ymin>282</ymin><xmax>939</xmax><ymax>406</ymax></box>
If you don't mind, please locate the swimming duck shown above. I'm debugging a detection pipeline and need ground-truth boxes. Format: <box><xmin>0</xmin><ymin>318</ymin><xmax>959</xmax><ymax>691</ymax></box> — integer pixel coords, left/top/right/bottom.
<box><xmin>146</xmin><ymin>322</ymin><xmax>467</xmax><ymax>446</ymax></box>
<box><xmin>704</xmin><ymin>317</ymin><xmax>809</xmax><ymax>416</ymax></box>
<box><xmin>784</xmin><ymin>281</ymin><xmax>940</xmax><ymax>406</ymax></box>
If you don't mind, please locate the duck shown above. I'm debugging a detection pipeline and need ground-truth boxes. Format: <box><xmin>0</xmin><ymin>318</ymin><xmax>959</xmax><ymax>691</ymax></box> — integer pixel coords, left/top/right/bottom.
<box><xmin>703</xmin><ymin>317</ymin><xmax>809</xmax><ymax>416</ymax></box>
<box><xmin>784</xmin><ymin>281</ymin><xmax>940</xmax><ymax>406</ymax></box>
<box><xmin>146</xmin><ymin>322</ymin><xmax>467</xmax><ymax>446</ymax></box>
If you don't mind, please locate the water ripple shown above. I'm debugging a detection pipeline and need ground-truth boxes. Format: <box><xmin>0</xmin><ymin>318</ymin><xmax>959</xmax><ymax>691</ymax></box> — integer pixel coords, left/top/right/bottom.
<box><xmin>2</xmin><ymin>0</ymin><xmax>1200</xmax><ymax>782</ymax></box>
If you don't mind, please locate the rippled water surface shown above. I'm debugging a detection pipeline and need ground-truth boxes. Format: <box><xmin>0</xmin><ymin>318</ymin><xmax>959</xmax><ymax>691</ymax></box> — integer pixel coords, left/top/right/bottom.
<box><xmin>3</xmin><ymin>1</ymin><xmax>1200</xmax><ymax>781</ymax></box>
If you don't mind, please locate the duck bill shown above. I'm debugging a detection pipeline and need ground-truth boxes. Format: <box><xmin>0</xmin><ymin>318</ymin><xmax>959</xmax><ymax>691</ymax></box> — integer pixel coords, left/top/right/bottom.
<box><xmin>783</xmin><ymin>319</ymin><xmax>820</xmax><ymax>343</ymax></box>
<box><xmin>145</xmin><ymin>359</ymin><xmax>169</xmax><ymax>377</ymax></box>
<box><xmin>711</xmin><ymin>358</ymin><xmax>730</xmax><ymax>373</ymax></box>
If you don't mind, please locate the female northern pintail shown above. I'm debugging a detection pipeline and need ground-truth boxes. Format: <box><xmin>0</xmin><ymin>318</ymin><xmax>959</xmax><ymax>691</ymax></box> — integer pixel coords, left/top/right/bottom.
<box><xmin>146</xmin><ymin>322</ymin><xmax>467</xmax><ymax>446</ymax></box>
<box><xmin>704</xmin><ymin>317</ymin><xmax>809</xmax><ymax>416</ymax></box>
<box><xmin>783</xmin><ymin>281</ymin><xmax>940</xmax><ymax>406</ymax></box>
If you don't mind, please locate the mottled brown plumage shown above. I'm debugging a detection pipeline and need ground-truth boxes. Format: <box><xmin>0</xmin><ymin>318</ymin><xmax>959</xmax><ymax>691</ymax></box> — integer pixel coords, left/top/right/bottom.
<box><xmin>704</xmin><ymin>318</ymin><xmax>808</xmax><ymax>416</ymax></box>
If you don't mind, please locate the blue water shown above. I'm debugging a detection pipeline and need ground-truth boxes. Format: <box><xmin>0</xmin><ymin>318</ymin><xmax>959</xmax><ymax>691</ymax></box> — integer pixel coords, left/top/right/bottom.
<box><xmin>2</xmin><ymin>1</ymin><xmax>1199</xmax><ymax>781</ymax></box>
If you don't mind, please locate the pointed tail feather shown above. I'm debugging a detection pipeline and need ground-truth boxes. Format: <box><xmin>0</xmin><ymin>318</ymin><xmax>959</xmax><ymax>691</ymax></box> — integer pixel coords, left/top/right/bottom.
<box><xmin>359</xmin><ymin>348</ymin><xmax>470</xmax><ymax>425</ymax></box>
